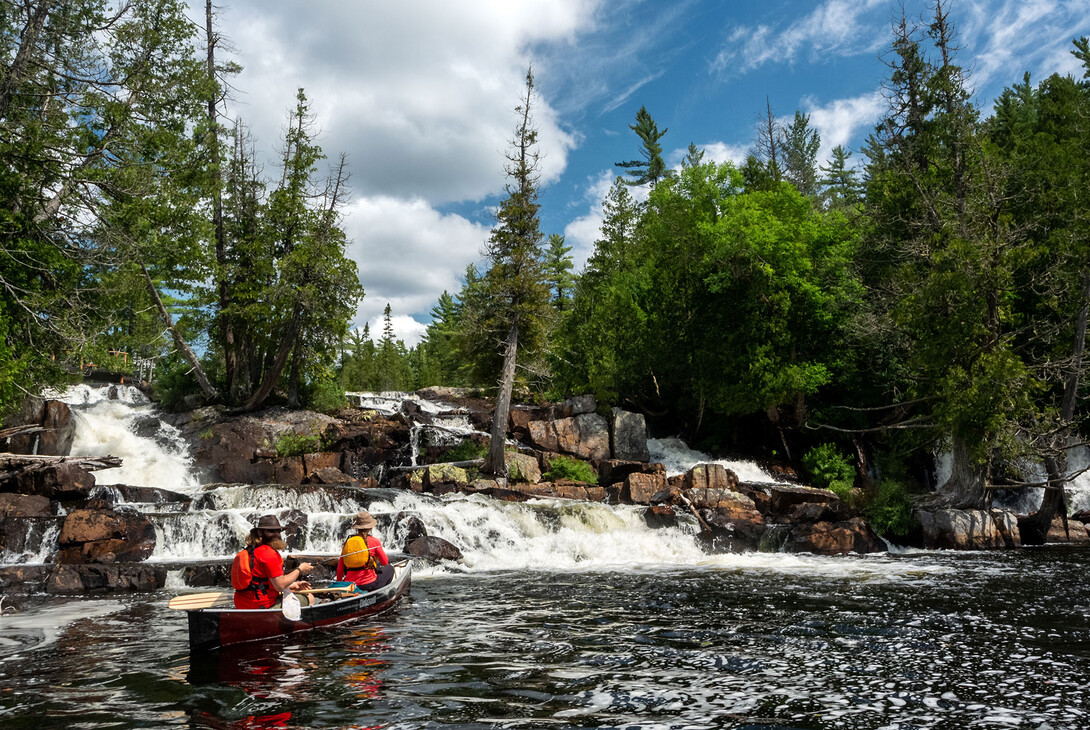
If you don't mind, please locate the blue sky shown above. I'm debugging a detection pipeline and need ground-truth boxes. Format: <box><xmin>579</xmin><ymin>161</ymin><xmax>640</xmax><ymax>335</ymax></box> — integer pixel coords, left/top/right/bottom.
<box><xmin>197</xmin><ymin>0</ymin><xmax>1089</xmax><ymax>345</ymax></box>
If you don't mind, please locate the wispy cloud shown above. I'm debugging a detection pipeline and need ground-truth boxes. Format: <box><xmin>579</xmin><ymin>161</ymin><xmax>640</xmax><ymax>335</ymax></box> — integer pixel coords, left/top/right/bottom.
<box><xmin>603</xmin><ymin>70</ymin><xmax>667</xmax><ymax>113</ymax></box>
<box><xmin>712</xmin><ymin>0</ymin><xmax>887</xmax><ymax>75</ymax></box>
<box><xmin>803</xmin><ymin>91</ymin><xmax>885</xmax><ymax>162</ymax></box>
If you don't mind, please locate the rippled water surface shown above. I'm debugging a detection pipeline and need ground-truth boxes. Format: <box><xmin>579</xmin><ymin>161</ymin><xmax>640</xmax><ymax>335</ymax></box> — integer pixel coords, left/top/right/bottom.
<box><xmin>1</xmin><ymin>548</ymin><xmax>1088</xmax><ymax>729</ymax></box>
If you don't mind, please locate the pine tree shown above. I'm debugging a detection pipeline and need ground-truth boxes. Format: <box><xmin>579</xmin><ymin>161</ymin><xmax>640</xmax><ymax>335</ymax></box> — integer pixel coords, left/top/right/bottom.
<box><xmin>615</xmin><ymin>106</ymin><xmax>673</xmax><ymax>187</ymax></box>
<box><xmin>543</xmin><ymin>234</ymin><xmax>575</xmax><ymax>311</ymax></box>
<box><xmin>819</xmin><ymin>145</ymin><xmax>861</xmax><ymax>208</ymax></box>
<box><xmin>781</xmin><ymin>111</ymin><xmax>821</xmax><ymax>197</ymax></box>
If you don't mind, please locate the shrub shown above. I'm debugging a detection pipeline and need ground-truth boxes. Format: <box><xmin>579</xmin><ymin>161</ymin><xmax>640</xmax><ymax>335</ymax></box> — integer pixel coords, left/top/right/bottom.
<box><xmin>276</xmin><ymin>432</ymin><xmax>322</xmax><ymax>457</ymax></box>
<box><xmin>542</xmin><ymin>455</ymin><xmax>598</xmax><ymax>484</ymax></box>
<box><xmin>802</xmin><ymin>443</ymin><xmax>856</xmax><ymax>503</ymax></box>
<box><xmin>152</xmin><ymin>361</ymin><xmax>198</xmax><ymax>412</ymax></box>
<box><xmin>306</xmin><ymin>377</ymin><xmax>348</xmax><ymax>415</ymax></box>
<box><xmin>864</xmin><ymin>479</ymin><xmax>916</xmax><ymax>537</ymax></box>
<box><xmin>440</xmin><ymin>439</ymin><xmax>487</xmax><ymax>462</ymax></box>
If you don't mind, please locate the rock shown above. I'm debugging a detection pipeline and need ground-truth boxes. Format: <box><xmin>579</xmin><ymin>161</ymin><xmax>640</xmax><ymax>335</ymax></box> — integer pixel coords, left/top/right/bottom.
<box><xmin>0</xmin><ymin>515</ymin><xmax>61</xmax><ymax>556</ymax></box>
<box><xmin>2</xmin><ymin>461</ymin><xmax>96</xmax><ymax>500</ymax></box>
<box><xmin>272</xmin><ymin>457</ymin><xmax>306</xmax><ymax>485</ymax></box>
<box><xmin>86</xmin><ymin>484</ymin><xmax>191</xmax><ymax>508</ymax></box>
<box><xmin>553</xmin><ymin>395</ymin><xmax>597</xmax><ymax>418</ymax></box>
<box><xmin>39</xmin><ymin>400</ymin><xmax>76</xmax><ymax>455</ymax></box>
<box><xmin>1072</xmin><ymin>510</ymin><xmax>1090</xmax><ymax>525</ymax></box>
<box><xmin>611</xmin><ymin>408</ymin><xmax>650</xmax><ymax>462</ymax></box>
<box><xmin>183</xmin><ymin>564</ymin><xmax>230</xmax><ymax>587</ymax></box>
<box><xmin>688</xmin><ymin>488</ymin><xmax>759</xmax><ymax>519</ymax></box>
<box><xmin>551</xmin><ymin>481</ymin><xmax>606</xmax><ymax>502</ymax></box>
<box><xmin>683</xmin><ymin>464</ymin><xmax>739</xmax><ymax>492</ymax></box>
<box><xmin>784</xmin><ymin>518</ymin><xmax>886</xmax><ymax>555</ymax></box>
<box><xmin>392</xmin><ymin>512</ymin><xmax>428</xmax><ymax>546</ymax></box>
<box><xmin>56</xmin><ymin>508</ymin><xmax>156</xmax><ymax>564</ymax></box>
<box><xmin>303</xmin><ymin>452</ymin><xmax>341</xmax><ymax>475</ymax></box>
<box><xmin>917</xmin><ymin>509</ymin><xmax>1006</xmax><ymax>550</ymax></box>
<box><xmin>505</xmin><ymin>452</ymin><xmax>542</xmax><ymax>484</ymax></box>
<box><xmin>598</xmin><ymin>459</ymin><xmax>665</xmax><ymax>486</ymax></box>
<box><xmin>0</xmin><ymin>565</ymin><xmax>52</xmax><ymax>594</ymax></box>
<box><xmin>405</xmin><ymin>535</ymin><xmax>463</xmax><ymax>562</ymax></box>
<box><xmin>784</xmin><ymin>500</ymin><xmax>849</xmax><ymax>524</ymax></box>
<box><xmin>644</xmin><ymin>505</ymin><xmax>677</xmax><ymax>529</ymax></box>
<box><xmin>623</xmin><ymin>472</ymin><xmax>668</xmax><ymax>504</ymax></box>
<box><xmin>45</xmin><ymin>564</ymin><xmax>167</xmax><ymax>594</ymax></box>
<box><xmin>306</xmin><ymin>466</ymin><xmax>358</xmax><ymax>485</ymax></box>
<box><xmin>528</xmin><ymin>413</ymin><xmax>611</xmax><ymax>461</ymax></box>
<box><xmin>1046</xmin><ymin>516</ymin><xmax>1090</xmax><ymax>544</ymax></box>
<box><xmin>0</xmin><ymin>493</ymin><xmax>54</xmax><ymax>517</ymax></box>
<box><xmin>767</xmin><ymin>485</ymin><xmax>839</xmax><ymax>518</ymax></box>
<box><xmin>990</xmin><ymin>509</ymin><xmax>1022</xmax><ymax>548</ymax></box>
<box><xmin>735</xmin><ymin>483</ymin><xmax>772</xmax><ymax>514</ymax></box>
<box><xmin>424</xmin><ymin>463</ymin><xmax>469</xmax><ymax>490</ymax></box>
<box><xmin>701</xmin><ymin>507</ymin><xmax>766</xmax><ymax>552</ymax></box>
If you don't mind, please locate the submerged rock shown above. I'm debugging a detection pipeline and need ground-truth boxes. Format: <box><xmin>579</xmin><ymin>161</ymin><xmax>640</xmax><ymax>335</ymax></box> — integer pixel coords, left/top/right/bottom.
<box><xmin>405</xmin><ymin>535</ymin><xmax>463</xmax><ymax>562</ymax></box>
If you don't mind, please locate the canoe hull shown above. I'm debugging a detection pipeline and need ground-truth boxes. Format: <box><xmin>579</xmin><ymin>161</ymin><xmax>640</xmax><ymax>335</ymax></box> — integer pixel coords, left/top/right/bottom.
<box><xmin>187</xmin><ymin>560</ymin><xmax>411</xmax><ymax>652</ymax></box>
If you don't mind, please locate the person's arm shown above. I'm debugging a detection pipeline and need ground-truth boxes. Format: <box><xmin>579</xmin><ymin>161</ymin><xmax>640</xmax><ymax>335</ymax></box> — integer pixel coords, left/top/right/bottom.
<box><xmin>371</xmin><ymin>538</ymin><xmax>389</xmax><ymax>566</ymax></box>
<box><xmin>270</xmin><ymin>561</ymin><xmax>312</xmax><ymax>593</ymax></box>
<box><xmin>335</xmin><ymin>558</ymin><xmax>346</xmax><ymax>580</ymax></box>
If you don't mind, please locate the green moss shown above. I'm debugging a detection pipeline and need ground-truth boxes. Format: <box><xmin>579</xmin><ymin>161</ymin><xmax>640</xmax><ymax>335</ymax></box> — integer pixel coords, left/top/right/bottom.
<box><xmin>542</xmin><ymin>455</ymin><xmax>598</xmax><ymax>484</ymax></box>
<box><xmin>276</xmin><ymin>432</ymin><xmax>322</xmax><ymax>457</ymax></box>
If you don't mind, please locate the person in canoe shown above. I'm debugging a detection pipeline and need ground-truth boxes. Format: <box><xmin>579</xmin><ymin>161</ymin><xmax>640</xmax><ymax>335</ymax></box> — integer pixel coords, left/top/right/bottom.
<box><xmin>232</xmin><ymin>514</ymin><xmax>314</xmax><ymax>609</ymax></box>
<box><xmin>335</xmin><ymin>510</ymin><xmax>393</xmax><ymax>592</ymax></box>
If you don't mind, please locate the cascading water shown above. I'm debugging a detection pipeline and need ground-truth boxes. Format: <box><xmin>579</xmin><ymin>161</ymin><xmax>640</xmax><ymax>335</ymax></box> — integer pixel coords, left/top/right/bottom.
<box><xmin>648</xmin><ymin>436</ymin><xmax>789</xmax><ymax>483</ymax></box>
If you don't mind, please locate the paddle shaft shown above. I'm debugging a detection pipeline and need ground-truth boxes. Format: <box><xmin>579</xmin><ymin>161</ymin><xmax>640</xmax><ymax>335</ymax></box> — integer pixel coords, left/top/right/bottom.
<box><xmin>295</xmin><ymin>542</ymin><xmax>384</xmax><ymax>567</ymax></box>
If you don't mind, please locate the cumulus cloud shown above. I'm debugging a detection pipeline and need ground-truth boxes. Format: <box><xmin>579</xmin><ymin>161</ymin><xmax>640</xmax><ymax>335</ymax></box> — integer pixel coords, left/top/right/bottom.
<box><xmin>343</xmin><ymin>196</ymin><xmax>489</xmax><ymax>345</ymax></box>
<box><xmin>803</xmin><ymin>91</ymin><xmax>886</xmax><ymax>162</ymax></box>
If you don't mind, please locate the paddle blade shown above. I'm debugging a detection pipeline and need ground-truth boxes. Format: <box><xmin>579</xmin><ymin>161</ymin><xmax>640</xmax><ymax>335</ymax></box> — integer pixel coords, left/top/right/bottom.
<box><xmin>281</xmin><ymin>590</ymin><xmax>301</xmax><ymax>621</ymax></box>
<box><xmin>167</xmin><ymin>591</ymin><xmax>230</xmax><ymax>610</ymax></box>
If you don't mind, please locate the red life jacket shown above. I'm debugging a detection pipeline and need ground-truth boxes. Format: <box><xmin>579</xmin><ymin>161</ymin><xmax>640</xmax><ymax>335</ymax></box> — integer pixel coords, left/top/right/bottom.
<box><xmin>231</xmin><ymin>545</ymin><xmax>272</xmax><ymax>597</ymax></box>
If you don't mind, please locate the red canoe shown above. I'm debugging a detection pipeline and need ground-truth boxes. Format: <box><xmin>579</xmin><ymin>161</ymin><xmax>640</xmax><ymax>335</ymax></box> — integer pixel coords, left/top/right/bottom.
<box><xmin>186</xmin><ymin>559</ymin><xmax>412</xmax><ymax>652</ymax></box>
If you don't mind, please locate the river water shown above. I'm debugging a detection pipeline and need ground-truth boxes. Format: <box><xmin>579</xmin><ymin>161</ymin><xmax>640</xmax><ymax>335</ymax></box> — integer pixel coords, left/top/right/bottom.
<box><xmin>1</xmin><ymin>387</ymin><xmax>1088</xmax><ymax>729</ymax></box>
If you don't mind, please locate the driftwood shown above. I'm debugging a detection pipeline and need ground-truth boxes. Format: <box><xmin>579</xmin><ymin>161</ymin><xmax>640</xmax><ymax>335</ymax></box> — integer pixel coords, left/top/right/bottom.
<box><xmin>0</xmin><ymin>425</ymin><xmax>45</xmax><ymax>441</ymax></box>
<box><xmin>0</xmin><ymin>453</ymin><xmax>122</xmax><ymax>475</ymax></box>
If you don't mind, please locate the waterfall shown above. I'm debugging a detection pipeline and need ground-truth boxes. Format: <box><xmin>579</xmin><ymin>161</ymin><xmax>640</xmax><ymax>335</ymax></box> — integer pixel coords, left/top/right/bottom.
<box><xmin>648</xmin><ymin>437</ymin><xmax>789</xmax><ymax>483</ymax></box>
<box><xmin>57</xmin><ymin>384</ymin><xmax>202</xmax><ymax>493</ymax></box>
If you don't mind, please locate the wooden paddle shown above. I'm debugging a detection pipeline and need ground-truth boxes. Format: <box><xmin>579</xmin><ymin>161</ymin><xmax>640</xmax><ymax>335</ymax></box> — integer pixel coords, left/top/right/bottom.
<box><xmin>167</xmin><ymin>591</ymin><xmax>231</xmax><ymax>610</ymax></box>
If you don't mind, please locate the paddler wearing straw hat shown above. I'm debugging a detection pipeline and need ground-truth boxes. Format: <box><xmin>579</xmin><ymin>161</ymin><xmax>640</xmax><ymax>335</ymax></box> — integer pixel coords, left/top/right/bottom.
<box><xmin>232</xmin><ymin>514</ymin><xmax>314</xmax><ymax>609</ymax></box>
<box><xmin>336</xmin><ymin>510</ymin><xmax>393</xmax><ymax>591</ymax></box>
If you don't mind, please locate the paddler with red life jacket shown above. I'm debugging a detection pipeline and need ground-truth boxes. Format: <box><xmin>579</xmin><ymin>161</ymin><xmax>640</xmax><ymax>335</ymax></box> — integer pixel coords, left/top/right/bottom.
<box><xmin>335</xmin><ymin>510</ymin><xmax>393</xmax><ymax>591</ymax></box>
<box><xmin>232</xmin><ymin>514</ymin><xmax>314</xmax><ymax>609</ymax></box>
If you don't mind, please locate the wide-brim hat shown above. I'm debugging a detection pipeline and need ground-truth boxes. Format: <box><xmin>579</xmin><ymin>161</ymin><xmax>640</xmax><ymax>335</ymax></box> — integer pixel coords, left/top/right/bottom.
<box><xmin>255</xmin><ymin>514</ymin><xmax>284</xmax><ymax>531</ymax></box>
<box><xmin>351</xmin><ymin>510</ymin><xmax>377</xmax><ymax>529</ymax></box>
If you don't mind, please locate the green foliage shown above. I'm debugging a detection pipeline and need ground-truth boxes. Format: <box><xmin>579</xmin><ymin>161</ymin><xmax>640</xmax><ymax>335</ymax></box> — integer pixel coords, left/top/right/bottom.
<box><xmin>153</xmin><ymin>359</ymin><xmax>199</xmax><ymax>412</ymax></box>
<box><xmin>542</xmin><ymin>455</ymin><xmax>599</xmax><ymax>484</ymax></box>
<box><xmin>276</xmin><ymin>431</ymin><xmax>323</xmax><ymax>457</ymax></box>
<box><xmin>306</xmin><ymin>377</ymin><xmax>348</xmax><ymax>415</ymax></box>
<box><xmin>863</xmin><ymin>480</ymin><xmax>916</xmax><ymax>538</ymax></box>
<box><xmin>439</xmin><ymin>439</ymin><xmax>487</xmax><ymax>462</ymax></box>
<box><xmin>802</xmin><ymin>444</ymin><xmax>856</xmax><ymax>501</ymax></box>
<box><xmin>615</xmin><ymin>105</ymin><xmax>673</xmax><ymax>187</ymax></box>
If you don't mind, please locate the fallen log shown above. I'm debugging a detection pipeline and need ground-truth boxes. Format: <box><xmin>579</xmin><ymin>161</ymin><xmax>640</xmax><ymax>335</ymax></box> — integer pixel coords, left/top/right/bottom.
<box><xmin>0</xmin><ymin>453</ymin><xmax>122</xmax><ymax>475</ymax></box>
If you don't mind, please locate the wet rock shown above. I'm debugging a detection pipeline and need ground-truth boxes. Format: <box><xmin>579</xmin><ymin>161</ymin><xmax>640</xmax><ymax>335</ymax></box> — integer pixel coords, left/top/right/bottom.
<box><xmin>623</xmin><ymin>472</ymin><xmax>668</xmax><ymax>504</ymax></box>
<box><xmin>735</xmin><ymin>483</ymin><xmax>772</xmax><ymax>514</ymax></box>
<box><xmin>784</xmin><ymin>518</ymin><xmax>886</xmax><ymax>555</ymax></box>
<box><xmin>303</xmin><ymin>452</ymin><xmax>341</xmax><ymax>475</ymax></box>
<box><xmin>701</xmin><ymin>507</ymin><xmax>766</xmax><ymax>552</ymax></box>
<box><xmin>0</xmin><ymin>565</ymin><xmax>52</xmax><ymax>594</ymax></box>
<box><xmin>597</xmin><ymin>459</ymin><xmax>665</xmax><ymax>487</ymax></box>
<box><xmin>2</xmin><ymin>461</ymin><xmax>96</xmax><ymax>500</ymax></box>
<box><xmin>1072</xmin><ymin>510</ymin><xmax>1090</xmax><ymax>525</ymax></box>
<box><xmin>45</xmin><ymin>564</ymin><xmax>166</xmax><ymax>594</ymax></box>
<box><xmin>306</xmin><ymin>466</ymin><xmax>358</xmax><ymax>485</ymax></box>
<box><xmin>551</xmin><ymin>480</ymin><xmax>607</xmax><ymax>502</ymax></box>
<box><xmin>917</xmin><ymin>509</ymin><xmax>1006</xmax><ymax>550</ymax></box>
<box><xmin>644</xmin><ymin>505</ymin><xmax>677</xmax><ymax>529</ymax></box>
<box><xmin>0</xmin><ymin>515</ymin><xmax>60</xmax><ymax>556</ymax></box>
<box><xmin>272</xmin><ymin>457</ymin><xmax>306</xmax><ymax>485</ymax></box>
<box><xmin>683</xmin><ymin>464</ymin><xmax>739</xmax><ymax>492</ymax></box>
<box><xmin>423</xmin><ymin>463</ymin><xmax>469</xmax><ymax>490</ymax></box>
<box><xmin>0</xmin><ymin>493</ymin><xmax>54</xmax><ymax>517</ymax></box>
<box><xmin>1046</xmin><ymin>516</ymin><xmax>1090</xmax><ymax>544</ymax></box>
<box><xmin>56</xmin><ymin>508</ymin><xmax>156</xmax><ymax>564</ymax></box>
<box><xmin>85</xmin><ymin>484</ymin><xmax>191</xmax><ymax>508</ymax></box>
<box><xmin>990</xmin><ymin>509</ymin><xmax>1022</xmax><ymax>548</ymax></box>
<box><xmin>184</xmin><ymin>563</ymin><xmax>230</xmax><ymax>587</ymax></box>
<box><xmin>392</xmin><ymin>512</ymin><xmax>428</xmax><ymax>546</ymax></box>
<box><xmin>611</xmin><ymin>408</ymin><xmax>650</xmax><ymax>462</ymax></box>
<box><xmin>405</xmin><ymin>536</ymin><xmax>463</xmax><ymax>562</ymax></box>
<box><xmin>784</xmin><ymin>500</ymin><xmax>849</xmax><ymax>524</ymax></box>
<box><xmin>767</xmin><ymin>485</ymin><xmax>839</xmax><ymax>518</ymax></box>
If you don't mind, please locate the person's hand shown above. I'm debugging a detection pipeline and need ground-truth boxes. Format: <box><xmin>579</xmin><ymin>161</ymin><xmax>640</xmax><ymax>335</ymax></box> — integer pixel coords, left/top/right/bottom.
<box><xmin>297</xmin><ymin>561</ymin><xmax>313</xmax><ymax>575</ymax></box>
<box><xmin>290</xmin><ymin>580</ymin><xmax>311</xmax><ymax>591</ymax></box>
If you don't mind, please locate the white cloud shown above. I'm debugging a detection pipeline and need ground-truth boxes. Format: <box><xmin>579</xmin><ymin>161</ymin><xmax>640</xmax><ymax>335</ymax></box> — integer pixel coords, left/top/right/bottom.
<box><xmin>343</xmin><ymin>196</ymin><xmax>489</xmax><ymax>346</ymax></box>
<box><xmin>803</xmin><ymin>91</ymin><xmax>885</xmax><ymax>163</ymax></box>
<box><xmin>667</xmin><ymin>141</ymin><xmax>749</xmax><ymax>168</ymax></box>
<box><xmin>563</xmin><ymin>170</ymin><xmax>617</xmax><ymax>272</ymax></box>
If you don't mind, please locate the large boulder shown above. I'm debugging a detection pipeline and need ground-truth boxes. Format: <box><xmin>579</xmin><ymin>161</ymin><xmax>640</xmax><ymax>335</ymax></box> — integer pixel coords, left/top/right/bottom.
<box><xmin>505</xmin><ymin>452</ymin><xmax>542</xmax><ymax>484</ymax></box>
<box><xmin>683</xmin><ymin>464</ymin><xmax>738</xmax><ymax>492</ymax></box>
<box><xmin>405</xmin><ymin>535</ymin><xmax>463</xmax><ymax>562</ymax></box>
<box><xmin>45</xmin><ymin>564</ymin><xmax>166</xmax><ymax>594</ymax></box>
<box><xmin>784</xmin><ymin>518</ymin><xmax>886</xmax><ymax>555</ymax></box>
<box><xmin>917</xmin><ymin>509</ymin><xmax>1007</xmax><ymax>550</ymax></box>
<box><xmin>623</xmin><ymin>472</ymin><xmax>668</xmax><ymax>504</ymax></box>
<box><xmin>597</xmin><ymin>459</ymin><xmax>665</xmax><ymax>487</ymax></box>
<box><xmin>529</xmin><ymin>413</ymin><xmax>611</xmax><ymax>461</ymax></box>
<box><xmin>0</xmin><ymin>493</ymin><xmax>54</xmax><ymax>517</ymax></box>
<box><xmin>1045</xmin><ymin>516</ymin><xmax>1090</xmax><ymax>544</ymax></box>
<box><xmin>56</xmin><ymin>508</ymin><xmax>156</xmax><ymax>564</ymax></box>
<box><xmin>1</xmin><ymin>461</ymin><xmax>96</xmax><ymax>500</ymax></box>
<box><xmin>611</xmin><ymin>408</ymin><xmax>650</xmax><ymax>462</ymax></box>
<box><xmin>767</xmin><ymin>485</ymin><xmax>839</xmax><ymax>519</ymax></box>
<box><xmin>423</xmin><ymin>463</ymin><xmax>470</xmax><ymax>490</ymax></box>
<box><xmin>990</xmin><ymin>509</ymin><xmax>1022</xmax><ymax>548</ymax></box>
<box><xmin>4</xmin><ymin>398</ymin><xmax>75</xmax><ymax>455</ymax></box>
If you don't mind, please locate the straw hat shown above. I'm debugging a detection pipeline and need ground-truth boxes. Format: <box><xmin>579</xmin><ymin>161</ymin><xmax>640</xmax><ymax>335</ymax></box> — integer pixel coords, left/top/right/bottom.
<box><xmin>254</xmin><ymin>514</ymin><xmax>284</xmax><ymax>531</ymax></box>
<box><xmin>351</xmin><ymin>510</ymin><xmax>377</xmax><ymax>530</ymax></box>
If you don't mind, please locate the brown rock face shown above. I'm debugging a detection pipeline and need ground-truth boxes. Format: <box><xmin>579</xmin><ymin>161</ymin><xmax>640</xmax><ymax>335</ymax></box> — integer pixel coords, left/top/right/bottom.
<box><xmin>0</xmin><ymin>493</ymin><xmax>54</xmax><ymax>517</ymax></box>
<box><xmin>683</xmin><ymin>464</ymin><xmax>739</xmax><ymax>492</ymax></box>
<box><xmin>56</xmin><ymin>509</ymin><xmax>156</xmax><ymax>564</ymax></box>
<box><xmin>917</xmin><ymin>509</ymin><xmax>1007</xmax><ymax>550</ymax></box>
<box><xmin>3</xmin><ymin>461</ymin><xmax>96</xmax><ymax>500</ymax></box>
<box><xmin>45</xmin><ymin>564</ymin><xmax>166</xmax><ymax>594</ymax></box>
<box><xmin>767</xmin><ymin>485</ymin><xmax>839</xmax><ymax>518</ymax></box>
<box><xmin>623</xmin><ymin>472</ymin><xmax>668</xmax><ymax>504</ymax></box>
<box><xmin>1046</xmin><ymin>516</ymin><xmax>1090</xmax><ymax>544</ymax></box>
<box><xmin>405</xmin><ymin>535</ymin><xmax>463</xmax><ymax>562</ymax></box>
<box><xmin>528</xmin><ymin>413</ymin><xmax>610</xmax><ymax>461</ymax></box>
<box><xmin>598</xmin><ymin>460</ymin><xmax>665</xmax><ymax>487</ymax></box>
<box><xmin>785</xmin><ymin>518</ymin><xmax>885</xmax><ymax>554</ymax></box>
<box><xmin>505</xmin><ymin>452</ymin><xmax>542</xmax><ymax>484</ymax></box>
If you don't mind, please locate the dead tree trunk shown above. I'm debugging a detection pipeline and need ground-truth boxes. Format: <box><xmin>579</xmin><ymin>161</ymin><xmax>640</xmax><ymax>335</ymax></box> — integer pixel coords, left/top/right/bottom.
<box><xmin>141</xmin><ymin>265</ymin><xmax>218</xmax><ymax>402</ymax></box>
<box><xmin>483</xmin><ymin>321</ymin><xmax>519</xmax><ymax>478</ymax></box>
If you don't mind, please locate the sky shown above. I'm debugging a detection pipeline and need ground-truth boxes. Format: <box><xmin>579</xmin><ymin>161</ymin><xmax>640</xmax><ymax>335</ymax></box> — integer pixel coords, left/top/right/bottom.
<box><xmin>194</xmin><ymin>0</ymin><xmax>1090</xmax><ymax>346</ymax></box>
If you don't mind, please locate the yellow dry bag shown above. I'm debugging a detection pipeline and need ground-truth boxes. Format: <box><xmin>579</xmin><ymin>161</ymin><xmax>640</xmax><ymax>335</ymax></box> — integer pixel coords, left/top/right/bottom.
<box><xmin>341</xmin><ymin>535</ymin><xmax>371</xmax><ymax>569</ymax></box>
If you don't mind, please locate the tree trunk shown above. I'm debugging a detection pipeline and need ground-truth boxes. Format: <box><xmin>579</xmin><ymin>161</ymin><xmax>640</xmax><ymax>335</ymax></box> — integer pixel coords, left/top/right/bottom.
<box><xmin>238</xmin><ymin>305</ymin><xmax>302</xmax><ymax>412</ymax></box>
<box><xmin>141</xmin><ymin>265</ymin><xmax>217</xmax><ymax>402</ymax></box>
<box><xmin>1019</xmin><ymin>270</ymin><xmax>1090</xmax><ymax>543</ymax></box>
<box><xmin>0</xmin><ymin>0</ymin><xmax>51</xmax><ymax>122</ymax></box>
<box><xmin>483</xmin><ymin>320</ymin><xmax>518</xmax><ymax>477</ymax></box>
<box><xmin>928</xmin><ymin>434</ymin><xmax>987</xmax><ymax>509</ymax></box>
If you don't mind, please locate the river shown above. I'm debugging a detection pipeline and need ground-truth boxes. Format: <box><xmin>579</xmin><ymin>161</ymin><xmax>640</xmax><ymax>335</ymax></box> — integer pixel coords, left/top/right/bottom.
<box><xmin>0</xmin><ymin>387</ymin><xmax>1088</xmax><ymax>729</ymax></box>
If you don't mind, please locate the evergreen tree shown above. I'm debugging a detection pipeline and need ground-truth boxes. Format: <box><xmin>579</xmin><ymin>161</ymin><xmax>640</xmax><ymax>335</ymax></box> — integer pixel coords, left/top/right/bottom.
<box><xmin>615</xmin><ymin>106</ymin><xmax>673</xmax><ymax>187</ymax></box>
<box><xmin>682</xmin><ymin>142</ymin><xmax>706</xmax><ymax>169</ymax></box>
<box><xmin>781</xmin><ymin>111</ymin><xmax>821</xmax><ymax>197</ymax></box>
<box><xmin>543</xmin><ymin>234</ymin><xmax>575</xmax><ymax>311</ymax></box>
<box><xmin>819</xmin><ymin>145</ymin><xmax>862</xmax><ymax>208</ymax></box>
<box><xmin>480</xmin><ymin>68</ymin><xmax>551</xmax><ymax>476</ymax></box>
